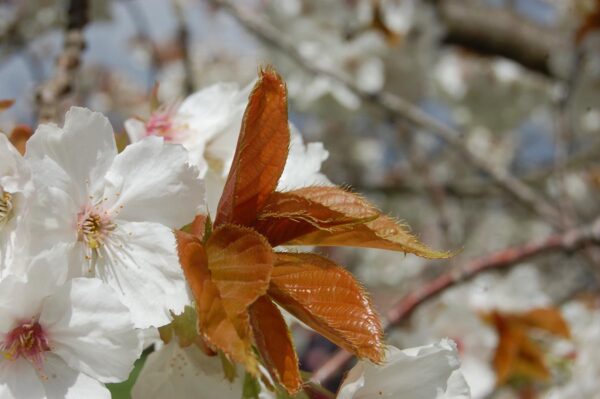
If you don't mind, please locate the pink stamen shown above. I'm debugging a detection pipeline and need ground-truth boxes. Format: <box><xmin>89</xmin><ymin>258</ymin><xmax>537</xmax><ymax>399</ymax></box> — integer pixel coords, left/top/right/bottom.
<box><xmin>144</xmin><ymin>104</ymin><xmax>189</xmax><ymax>143</ymax></box>
<box><xmin>1</xmin><ymin>319</ymin><xmax>50</xmax><ymax>370</ymax></box>
<box><xmin>146</xmin><ymin>111</ymin><xmax>175</xmax><ymax>141</ymax></box>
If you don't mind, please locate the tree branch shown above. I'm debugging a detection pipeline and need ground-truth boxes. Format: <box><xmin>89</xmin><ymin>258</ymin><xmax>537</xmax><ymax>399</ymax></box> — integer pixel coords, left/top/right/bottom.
<box><xmin>35</xmin><ymin>0</ymin><xmax>89</xmax><ymax>122</ymax></box>
<box><xmin>172</xmin><ymin>0</ymin><xmax>195</xmax><ymax>95</ymax></box>
<box><xmin>208</xmin><ymin>0</ymin><xmax>564</xmax><ymax>228</ymax></box>
<box><xmin>434</xmin><ymin>0</ymin><xmax>568</xmax><ymax>79</ymax></box>
<box><xmin>311</xmin><ymin>215</ymin><xmax>600</xmax><ymax>385</ymax></box>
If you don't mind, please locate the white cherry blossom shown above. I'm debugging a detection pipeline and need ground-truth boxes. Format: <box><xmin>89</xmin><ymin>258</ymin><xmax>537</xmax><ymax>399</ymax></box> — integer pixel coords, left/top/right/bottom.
<box><xmin>125</xmin><ymin>82</ymin><xmax>252</xmax><ymax>177</ymax></box>
<box><xmin>132</xmin><ymin>341</ymin><xmax>242</xmax><ymax>399</ymax></box>
<box><xmin>0</xmin><ymin>134</ymin><xmax>33</xmax><ymax>273</ymax></box>
<box><xmin>396</xmin><ymin>298</ymin><xmax>497</xmax><ymax>399</ymax></box>
<box><xmin>125</xmin><ymin>82</ymin><xmax>331</xmax><ymax>215</ymax></box>
<box><xmin>132</xmin><ymin>341</ymin><xmax>275</xmax><ymax>399</ymax></box>
<box><xmin>0</xmin><ymin>258</ymin><xmax>141</xmax><ymax>399</ymax></box>
<box><xmin>278</xmin><ymin>125</ymin><xmax>331</xmax><ymax>191</ymax></box>
<box><xmin>338</xmin><ymin>340</ymin><xmax>471</xmax><ymax>399</ymax></box>
<box><xmin>289</xmin><ymin>32</ymin><xmax>386</xmax><ymax>110</ymax></box>
<box><xmin>25</xmin><ymin>107</ymin><xmax>205</xmax><ymax>328</ymax></box>
<box><xmin>546</xmin><ymin>301</ymin><xmax>600</xmax><ymax>399</ymax></box>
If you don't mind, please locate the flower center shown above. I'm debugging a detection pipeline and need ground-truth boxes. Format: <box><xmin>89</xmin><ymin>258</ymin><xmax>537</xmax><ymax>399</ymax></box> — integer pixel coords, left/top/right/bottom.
<box><xmin>0</xmin><ymin>190</ymin><xmax>13</xmax><ymax>227</ymax></box>
<box><xmin>77</xmin><ymin>208</ymin><xmax>115</xmax><ymax>253</ymax></box>
<box><xmin>146</xmin><ymin>112</ymin><xmax>175</xmax><ymax>141</ymax></box>
<box><xmin>145</xmin><ymin>105</ymin><xmax>190</xmax><ymax>143</ymax></box>
<box><xmin>1</xmin><ymin>319</ymin><xmax>50</xmax><ymax>368</ymax></box>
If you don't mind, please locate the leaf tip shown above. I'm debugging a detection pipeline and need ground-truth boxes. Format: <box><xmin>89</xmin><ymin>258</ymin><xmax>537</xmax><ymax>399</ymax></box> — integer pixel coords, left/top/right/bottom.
<box><xmin>257</xmin><ymin>65</ymin><xmax>287</xmax><ymax>93</ymax></box>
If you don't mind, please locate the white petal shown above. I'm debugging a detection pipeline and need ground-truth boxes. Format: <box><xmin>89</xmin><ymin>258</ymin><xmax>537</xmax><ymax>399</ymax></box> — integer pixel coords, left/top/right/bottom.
<box><xmin>441</xmin><ymin>370</ymin><xmax>471</xmax><ymax>399</ymax></box>
<box><xmin>26</xmin><ymin>107</ymin><xmax>117</xmax><ymax>203</ymax></box>
<box><xmin>0</xmin><ymin>191</ymin><xmax>31</xmax><ymax>276</ymax></box>
<box><xmin>0</xmin><ymin>134</ymin><xmax>30</xmax><ymax>194</ymax></box>
<box><xmin>178</xmin><ymin>82</ymin><xmax>249</xmax><ymax>145</ymax></box>
<box><xmin>40</xmin><ymin>354</ymin><xmax>110</xmax><ymax>399</ymax></box>
<box><xmin>338</xmin><ymin>340</ymin><xmax>471</xmax><ymax>399</ymax></box>
<box><xmin>39</xmin><ymin>278</ymin><xmax>141</xmax><ymax>383</ymax></box>
<box><xmin>24</xmin><ymin>162</ymin><xmax>80</xmax><ymax>265</ymax></box>
<box><xmin>278</xmin><ymin>126</ymin><xmax>331</xmax><ymax>191</ymax></box>
<box><xmin>96</xmin><ymin>222</ymin><xmax>190</xmax><ymax>328</ymax></box>
<box><xmin>103</xmin><ymin>137</ymin><xmax>205</xmax><ymax>228</ymax></box>
<box><xmin>459</xmin><ymin>358</ymin><xmax>495</xmax><ymax>399</ymax></box>
<box><xmin>0</xmin><ymin>134</ymin><xmax>33</xmax><ymax>269</ymax></box>
<box><xmin>330</xmin><ymin>81</ymin><xmax>361</xmax><ymax>110</ymax></box>
<box><xmin>203</xmin><ymin>119</ymin><xmax>241</xmax><ymax>178</ymax></box>
<box><xmin>139</xmin><ymin>327</ymin><xmax>161</xmax><ymax>350</ymax></box>
<box><xmin>184</xmin><ymin>140</ymin><xmax>209</xmax><ymax>177</ymax></box>
<box><xmin>466</xmin><ymin>265</ymin><xmax>551</xmax><ymax>313</ymax></box>
<box><xmin>205</xmin><ymin>169</ymin><xmax>226</xmax><ymax>218</ymax></box>
<box><xmin>124</xmin><ymin>118</ymin><xmax>148</xmax><ymax>144</ymax></box>
<box><xmin>0</xmin><ymin>257</ymin><xmax>65</xmax><ymax>334</ymax></box>
<box><xmin>182</xmin><ymin>81</ymin><xmax>251</xmax><ymax>176</ymax></box>
<box><xmin>356</xmin><ymin>57</ymin><xmax>385</xmax><ymax>93</ymax></box>
<box><xmin>132</xmin><ymin>341</ymin><xmax>243</xmax><ymax>399</ymax></box>
<box><xmin>0</xmin><ymin>358</ymin><xmax>45</xmax><ymax>399</ymax></box>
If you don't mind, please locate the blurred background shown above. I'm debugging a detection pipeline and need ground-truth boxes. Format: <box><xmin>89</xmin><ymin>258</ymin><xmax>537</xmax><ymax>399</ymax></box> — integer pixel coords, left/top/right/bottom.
<box><xmin>2</xmin><ymin>0</ymin><xmax>600</xmax><ymax>398</ymax></box>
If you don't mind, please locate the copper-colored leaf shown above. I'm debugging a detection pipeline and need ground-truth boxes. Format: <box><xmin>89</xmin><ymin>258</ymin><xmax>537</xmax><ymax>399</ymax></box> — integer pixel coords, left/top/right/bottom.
<box><xmin>268</xmin><ymin>253</ymin><xmax>384</xmax><ymax>363</ymax></box>
<box><xmin>491</xmin><ymin>313</ymin><xmax>524</xmax><ymax>385</ymax></box>
<box><xmin>487</xmin><ymin>309</ymin><xmax>565</xmax><ymax>386</ymax></box>
<box><xmin>286</xmin><ymin>214</ymin><xmax>450</xmax><ymax>259</ymax></box>
<box><xmin>215</xmin><ymin>68</ymin><xmax>290</xmax><ymax>227</ymax></box>
<box><xmin>199</xmin><ymin>274</ymin><xmax>256</xmax><ymax>371</ymax></box>
<box><xmin>0</xmin><ymin>99</ymin><xmax>14</xmax><ymax>111</ymax></box>
<box><xmin>206</xmin><ymin>225</ymin><xmax>274</xmax><ymax>319</ymax></box>
<box><xmin>175</xmin><ymin>230</ymin><xmax>256</xmax><ymax>370</ymax></box>
<box><xmin>280</xmin><ymin>187</ymin><xmax>379</xmax><ymax>219</ymax></box>
<box><xmin>9</xmin><ymin>125</ymin><xmax>32</xmax><ymax>155</ymax></box>
<box><xmin>252</xmin><ymin>186</ymin><xmax>379</xmax><ymax>246</ymax></box>
<box><xmin>517</xmin><ymin>335</ymin><xmax>550</xmax><ymax>381</ymax></box>
<box><xmin>512</xmin><ymin>360</ymin><xmax>550</xmax><ymax>384</ymax></box>
<box><xmin>175</xmin><ymin>230</ymin><xmax>207</xmax><ymax>302</ymax></box>
<box><xmin>517</xmin><ymin>308</ymin><xmax>571</xmax><ymax>338</ymax></box>
<box><xmin>249</xmin><ymin>296</ymin><xmax>302</xmax><ymax>394</ymax></box>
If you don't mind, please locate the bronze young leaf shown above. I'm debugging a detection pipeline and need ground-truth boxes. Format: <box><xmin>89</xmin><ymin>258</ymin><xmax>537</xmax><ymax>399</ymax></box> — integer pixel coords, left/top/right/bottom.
<box><xmin>175</xmin><ymin>67</ymin><xmax>450</xmax><ymax>394</ymax></box>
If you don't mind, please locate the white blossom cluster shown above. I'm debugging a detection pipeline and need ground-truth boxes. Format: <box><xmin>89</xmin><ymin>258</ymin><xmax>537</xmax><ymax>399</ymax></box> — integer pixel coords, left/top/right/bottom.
<box><xmin>0</xmin><ymin>82</ymin><xmax>470</xmax><ymax>398</ymax></box>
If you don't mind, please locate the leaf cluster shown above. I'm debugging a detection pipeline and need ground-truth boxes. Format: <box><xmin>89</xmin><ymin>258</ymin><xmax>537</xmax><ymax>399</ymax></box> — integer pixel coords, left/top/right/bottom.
<box><xmin>175</xmin><ymin>68</ymin><xmax>449</xmax><ymax>394</ymax></box>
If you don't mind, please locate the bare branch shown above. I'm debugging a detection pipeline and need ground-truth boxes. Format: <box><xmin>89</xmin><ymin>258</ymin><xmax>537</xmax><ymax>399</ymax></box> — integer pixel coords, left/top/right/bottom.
<box><xmin>435</xmin><ymin>0</ymin><xmax>569</xmax><ymax>79</ymax></box>
<box><xmin>311</xmin><ymin>215</ymin><xmax>600</xmax><ymax>384</ymax></box>
<box><xmin>209</xmin><ymin>0</ymin><xmax>563</xmax><ymax>228</ymax></box>
<box><xmin>35</xmin><ymin>0</ymin><xmax>89</xmax><ymax>123</ymax></box>
<box><xmin>172</xmin><ymin>0</ymin><xmax>195</xmax><ymax>95</ymax></box>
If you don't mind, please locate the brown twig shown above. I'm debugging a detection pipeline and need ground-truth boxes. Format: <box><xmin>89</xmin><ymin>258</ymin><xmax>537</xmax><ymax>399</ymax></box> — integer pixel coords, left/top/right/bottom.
<box><xmin>552</xmin><ymin>47</ymin><xmax>585</xmax><ymax>229</ymax></box>
<box><xmin>311</xmin><ymin>215</ymin><xmax>600</xmax><ymax>384</ymax></box>
<box><xmin>208</xmin><ymin>0</ymin><xmax>563</xmax><ymax>228</ymax></box>
<box><xmin>35</xmin><ymin>0</ymin><xmax>89</xmax><ymax>122</ymax></box>
<box><xmin>172</xmin><ymin>0</ymin><xmax>195</xmax><ymax>95</ymax></box>
<box><xmin>433</xmin><ymin>0</ymin><xmax>568</xmax><ymax>79</ymax></box>
<box><xmin>548</xmin><ymin>49</ymin><xmax>600</xmax><ymax>281</ymax></box>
